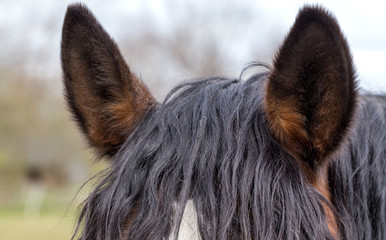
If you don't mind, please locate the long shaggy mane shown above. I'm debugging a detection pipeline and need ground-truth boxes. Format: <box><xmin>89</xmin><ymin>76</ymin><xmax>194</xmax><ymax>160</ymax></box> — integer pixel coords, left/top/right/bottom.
<box><xmin>72</xmin><ymin>73</ymin><xmax>342</xmax><ymax>240</ymax></box>
<box><xmin>329</xmin><ymin>95</ymin><xmax>386</xmax><ymax>240</ymax></box>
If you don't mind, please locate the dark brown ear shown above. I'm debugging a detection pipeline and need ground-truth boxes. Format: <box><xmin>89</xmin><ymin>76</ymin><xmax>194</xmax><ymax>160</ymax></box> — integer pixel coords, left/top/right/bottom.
<box><xmin>265</xmin><ymin>6</ymin><xmax>357</xmax><ymax>178</ymax></box>
<box><xmin>61</xmin><ymin>4</ymin><xmax>156</xmax><ymax>157</ymax></box>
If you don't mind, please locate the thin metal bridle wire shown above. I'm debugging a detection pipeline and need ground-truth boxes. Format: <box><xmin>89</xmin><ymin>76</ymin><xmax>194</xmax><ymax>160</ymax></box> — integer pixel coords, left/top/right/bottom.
<box><xmin>239</xmin><ymin>62</ymin><xmax>272</xmax><ymax>80</ymax></box>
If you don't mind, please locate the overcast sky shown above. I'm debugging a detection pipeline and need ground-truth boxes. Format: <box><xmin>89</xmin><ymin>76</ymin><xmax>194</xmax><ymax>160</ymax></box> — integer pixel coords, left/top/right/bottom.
<box><xmin>1</xmin><ymin>0</ymin><xmax>385</xmax><ymax>93</ymax></box>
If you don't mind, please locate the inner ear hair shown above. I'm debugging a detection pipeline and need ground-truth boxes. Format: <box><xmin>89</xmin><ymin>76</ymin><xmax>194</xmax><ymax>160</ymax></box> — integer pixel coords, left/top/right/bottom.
<box><xmin>61</xmin><ymin>4</ymin><xmax>156</xmax><ymax>157</ymax></box>
<box><xmin>265</xmin><ymin>5</ymin><xmax>357</xmax><ymax>176</ymax></box>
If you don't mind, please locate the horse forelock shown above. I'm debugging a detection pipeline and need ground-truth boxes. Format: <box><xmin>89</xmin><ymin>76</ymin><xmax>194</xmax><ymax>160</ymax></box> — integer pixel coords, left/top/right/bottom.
<box><xmin>73</xmin><ymin>72</ymin><xmax>342</xmax><ymax>240</ymax></box>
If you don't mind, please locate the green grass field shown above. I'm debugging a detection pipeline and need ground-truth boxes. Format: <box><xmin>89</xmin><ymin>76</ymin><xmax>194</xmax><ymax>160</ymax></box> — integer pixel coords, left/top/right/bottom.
<box><xmin>0</xmin><ymin>154</ymin><xmax>107</xmax><ymax>240</ymax></box>
<box><xmin>0</xmin><ymin>213</ymin><xmax>74</xmax><ymax>240</ymax></box>
<box><xmin>0</xmin><ymin>187</ymin><xmax>86</xmax><ymax>240</ymax></box>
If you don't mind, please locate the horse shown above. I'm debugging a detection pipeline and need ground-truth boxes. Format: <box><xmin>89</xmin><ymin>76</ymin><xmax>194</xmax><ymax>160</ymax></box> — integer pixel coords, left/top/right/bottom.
<box><xmin>61</xmin><ymin>3</ymin><xmax>386</xmax><ymax>240</ymax></box>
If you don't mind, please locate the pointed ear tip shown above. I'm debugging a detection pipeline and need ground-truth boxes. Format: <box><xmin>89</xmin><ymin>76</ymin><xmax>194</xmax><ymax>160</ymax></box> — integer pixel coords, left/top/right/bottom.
<box><xmin>61</xmin><ymin>3</ymin><xmax>99</xmax><ymax>51</ymax></box>
<box><xmin>63</xmin><ymin>3</ymin><xmax>95</xmax><ymax>29</ymax></box>
<box><xmin>295</xmin><ymin>5</ymin><xmax>341</xmax><ymax>30</ymax></box>
<box><xmin>66</xmin><ymin>3</ymin><xmax>91</xmax><ymax>17</ymax></box>
<box><xmin>298</xmin><ymin>4</ymin><xmax>334</xmax><ymax>18</ymax></box>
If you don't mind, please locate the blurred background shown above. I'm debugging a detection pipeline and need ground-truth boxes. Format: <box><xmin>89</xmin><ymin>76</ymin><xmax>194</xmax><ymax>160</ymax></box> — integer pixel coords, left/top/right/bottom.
<box><xmin>0</xmin><ymin>0</ymin><xmax>385</xmax><ymax>239</ymax></box>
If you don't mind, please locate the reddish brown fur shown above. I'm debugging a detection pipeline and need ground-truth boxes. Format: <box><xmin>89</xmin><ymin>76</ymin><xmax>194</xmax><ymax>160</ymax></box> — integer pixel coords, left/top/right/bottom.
<box><xmin>265</xmin><ymin>5</ymin><xmax>357</xmax><ymax>182</ymax></box>
<box><xmin>265</xmin><ymin>96</ymin><xmax>309</xmax><ymax>160</ymax></box>
<box><xmin>121</xmin><ymin>203</ymin><xmax>141</xmax><ymax>239</ymax></box>
<box><xmin>62</xmin><ymin>4</ymin><xmax>358</xmax><ymax>239</ymax></box>
<box><xmin>313</xmin><ymin>167</ymin><xmax>339</xmax><ymax>239</ymax></box>
<box><xmin>265</xmin><ymin>6</ymin><xmax>357</xmax><ymax>237</ymax></box>
<box><xmin>265</xmin><ymin>93</ymin><xmax>339</xmax><ymax>237</ymax></box>
<box><xmin>61</xmin><ymin>4</ymin><xmax>156</xmax><ymax>157</ymax></box>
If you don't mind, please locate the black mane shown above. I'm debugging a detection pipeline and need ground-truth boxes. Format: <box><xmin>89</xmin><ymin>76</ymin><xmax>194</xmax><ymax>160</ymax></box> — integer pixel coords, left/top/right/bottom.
<box><xmin>73</xmin><ymin>76</ymin><xmax>386</xmax><ymax>240</ymax></box>
<box><xmin>74</xmin><ymin>73</ymin><xmax>337</xmax><ymax>239</ymax></box>
<box><xmin>61</xmin><ymin>4</ymin><xmax>386</xmax><ymax>240</ymax></box>
<box><xmin>329</xmin><ymin>95</ymin><xmax>386</xmax><ymax>239</ymax></box>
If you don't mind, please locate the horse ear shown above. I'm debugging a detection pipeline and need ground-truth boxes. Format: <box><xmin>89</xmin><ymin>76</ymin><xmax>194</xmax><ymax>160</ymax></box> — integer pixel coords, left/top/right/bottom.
<box><xmin>265</xmin><ymin>6</ymin><xmax>357</xmax><ymax>179</ymax></box>
<box><xmin>61</xmin><ymin>4</ymin><xmax>156</xmax><ymax>157</ymax></box>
